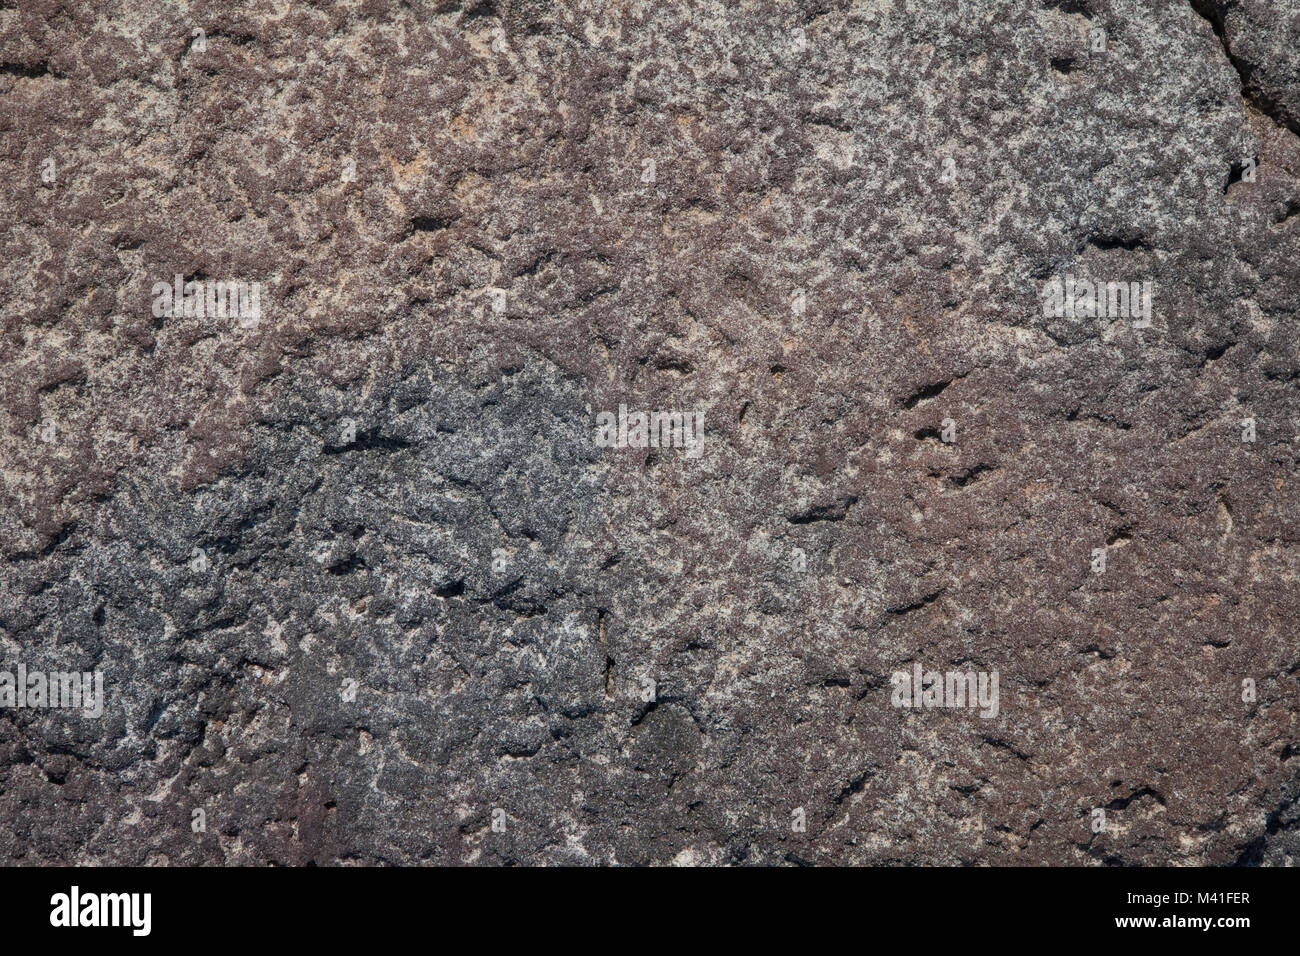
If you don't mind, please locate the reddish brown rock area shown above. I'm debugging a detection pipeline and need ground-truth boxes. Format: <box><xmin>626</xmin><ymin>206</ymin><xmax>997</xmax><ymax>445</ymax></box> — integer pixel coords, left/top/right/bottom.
<box><xmin>0</xmin><ymin>0</ymin><xmax>1297</xmax><ymax>865</ymax></box>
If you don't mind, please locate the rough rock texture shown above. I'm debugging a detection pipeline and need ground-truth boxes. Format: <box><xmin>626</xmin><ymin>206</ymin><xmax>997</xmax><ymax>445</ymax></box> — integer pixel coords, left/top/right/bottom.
<box><xmin>1</xmin><ymin>0</ymin><xmax>1298</xmax><ymax>865</ymax></box>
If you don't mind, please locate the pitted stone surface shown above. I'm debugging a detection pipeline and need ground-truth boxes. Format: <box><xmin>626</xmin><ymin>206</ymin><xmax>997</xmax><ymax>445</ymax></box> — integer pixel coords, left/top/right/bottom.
<box><xmin>1</xmin><ymin>0</ymin><xmax>1298</xmax><ymax>864</ymax></box>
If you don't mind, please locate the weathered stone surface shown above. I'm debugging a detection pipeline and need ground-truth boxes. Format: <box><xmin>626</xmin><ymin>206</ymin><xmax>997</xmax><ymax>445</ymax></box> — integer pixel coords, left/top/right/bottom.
<box><xmin>1</xmin><ymin>0</ymin><xmax>1297</xmax><ymax>865</ymax></box>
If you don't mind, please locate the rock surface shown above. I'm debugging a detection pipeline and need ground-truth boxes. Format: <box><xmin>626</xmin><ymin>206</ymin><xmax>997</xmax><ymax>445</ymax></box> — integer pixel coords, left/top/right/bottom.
<box><xmin>1</xmin><ymin>0</ymin><xmax>1297</xmax><ymax>865</ymax></box>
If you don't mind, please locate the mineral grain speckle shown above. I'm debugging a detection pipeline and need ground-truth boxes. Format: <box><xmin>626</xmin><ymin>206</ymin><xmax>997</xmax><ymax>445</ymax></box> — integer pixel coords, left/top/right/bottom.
<box><xmin>1</xmin><ymin>0</ymin><xmax>1297</xmax><ymax>865</ymax></box>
